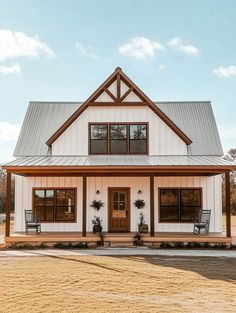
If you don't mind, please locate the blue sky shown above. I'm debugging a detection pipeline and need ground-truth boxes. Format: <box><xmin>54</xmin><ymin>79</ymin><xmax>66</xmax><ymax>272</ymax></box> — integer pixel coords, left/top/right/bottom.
<box><xmin>0</xmin><ymin>0</ymin><xmax>236</xmax><ymax>162</ymax></box>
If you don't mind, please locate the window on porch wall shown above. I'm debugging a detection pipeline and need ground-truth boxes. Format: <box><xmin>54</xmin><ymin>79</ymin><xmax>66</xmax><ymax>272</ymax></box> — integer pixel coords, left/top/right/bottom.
<box><xmin>33</xmin><ymin>189</ymin><xmax>76</xmax><ymax>222</ymax></box>
<box><xmin>159</xmin><ymin>188</ymin><xmax>201</xmax><ymax>222</ymax></box>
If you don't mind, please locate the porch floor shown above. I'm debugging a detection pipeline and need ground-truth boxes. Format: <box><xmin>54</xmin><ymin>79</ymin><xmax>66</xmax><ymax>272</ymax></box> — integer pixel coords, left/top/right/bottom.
<box><xmin>5</xmin><ymin>231</ymin><xmax>232</xmax><ymax>245</ymax></box>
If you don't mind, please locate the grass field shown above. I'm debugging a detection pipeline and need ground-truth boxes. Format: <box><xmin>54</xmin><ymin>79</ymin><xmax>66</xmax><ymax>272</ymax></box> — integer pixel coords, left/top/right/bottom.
<box><xmin>0</xmin><ymin>254</ymin><xmax>235</xmax><ymax>313</ymax></box>
<box><xmin>222</xmin><ymin>215</ymin><xmax>236</xmax><ymax>226</ymax></box>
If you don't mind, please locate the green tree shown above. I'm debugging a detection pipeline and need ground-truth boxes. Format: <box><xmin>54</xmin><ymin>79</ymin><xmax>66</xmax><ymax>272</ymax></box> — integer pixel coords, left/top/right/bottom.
<box><xmin>223</xmin><ymin>149</ymin><xmax>236</xmax><ymax>214</ymax></box>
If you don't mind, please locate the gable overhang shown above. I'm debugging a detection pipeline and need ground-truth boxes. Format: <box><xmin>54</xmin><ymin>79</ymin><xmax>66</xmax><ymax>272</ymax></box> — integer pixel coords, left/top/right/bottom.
<box><xmin>46</xmin><ymin>67</ymin><xmax>192</xmax><ymax>146</ymax></box>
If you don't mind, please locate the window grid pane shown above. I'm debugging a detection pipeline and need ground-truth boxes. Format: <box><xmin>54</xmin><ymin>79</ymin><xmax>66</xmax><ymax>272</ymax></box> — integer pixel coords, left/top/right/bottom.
<box><xmin>160</xmin><ymin>189</ymin><xmax>201</xmax><ymax>223</ymax></box>
<box><xmin>90</xmin><ymin>123</ymin><xmax>148</xmax><ymax>155</ymax></box>
<box><xmin>34</xmin><ymin>189</ymin><xmax>76</xmax><ymax>223</ymax></box>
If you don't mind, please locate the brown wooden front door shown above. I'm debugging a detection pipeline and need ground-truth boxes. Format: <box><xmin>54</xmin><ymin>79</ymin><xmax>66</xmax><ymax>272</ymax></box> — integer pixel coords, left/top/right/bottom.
<box><xmin>108</xmin><ymin>188</ymin><xmax>130</xmax><ymax>232</ymax></box>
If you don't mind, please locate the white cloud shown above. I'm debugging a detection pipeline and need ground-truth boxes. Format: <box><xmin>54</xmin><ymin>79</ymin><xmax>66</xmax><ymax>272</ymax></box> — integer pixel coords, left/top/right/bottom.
<box><xmin>168</xmin><ymin>37</ymin><xmax>199</xmax><ymax>56</ymax></box>
<box><xmin>159</xmin><ymin>64</ymin><xmax>166</xmax><ymax>70</ymax></box>
<box><xmin>213</xmin><ymin>66</ymin><xmax>236</xmax><ymax>78</ymax></box>
<box><xmin>75</xmin><ymin>42</ymin><xmax>98</xmax><ymax>60</ymax></box>
<box><xmin>0</xmin><ymin>122</ymin><xmax>21</xmax><ymax>142</ymax></box>
<box><xmin>0</xmin><ymin>29</ymin><xmax>55</xmax><ymax>61</ymax></box>
<box><xmin>118</xmin><ymin>37</ymin><xmax>165</xmax><ymax>60</ymax></box>
<box><xmin>0</xmin><ymin>64</ymin><xmax>21</xmax><ymax>75</ymax></box>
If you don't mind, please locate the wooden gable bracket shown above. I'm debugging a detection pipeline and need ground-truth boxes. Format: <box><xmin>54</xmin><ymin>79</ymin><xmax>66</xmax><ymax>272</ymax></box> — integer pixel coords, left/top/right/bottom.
<box><xmin>46</xmin><ymin>67</ymin><xmax>192</xmax><ymax>145</ymax></box>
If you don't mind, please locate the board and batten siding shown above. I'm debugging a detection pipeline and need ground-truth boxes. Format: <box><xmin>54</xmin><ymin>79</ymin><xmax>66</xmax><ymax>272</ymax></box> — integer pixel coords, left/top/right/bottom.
<box><xmin>155</xmin><ymin>175</ymin><xmax>222</xmax><ymax>232</ymax></box>
<box><xmin>15</xmin><ymin>174</ymin><xmax>222</xmax><ymax>233</ymax></box>
<box><xmin>52</xmin><ymin>106</ymin><xmax>187</xmax><ymax>155</ymax></box>
<box><xmin>14</xmin><ymin>175</ymin><xmax>83</xmax><ymax>232</ymax></box>
<box><xmin>87</xmin><ymin>177</ymin><xmax>150</xmax><ymax>232</ymax></box>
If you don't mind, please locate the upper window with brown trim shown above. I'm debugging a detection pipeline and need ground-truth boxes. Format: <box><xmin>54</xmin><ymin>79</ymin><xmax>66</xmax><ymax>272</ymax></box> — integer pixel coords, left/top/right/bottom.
<box><xmin>33</xmin><ymin>188</ymin><xmax>76</xmax><ymax>222</ymax></box>
<box><xmin>159</xmin><ymin>188</ymin><xmax>202</xmax><ymax>223</ymax></box>
<box><xmin>89</xmin><ymin>123</ymin><xmax>148</xmax><ymax>155</ymax></box>
<box><xmin>90</xmin><ymin>124</ymin><xmax>108</xmax><ymax>154</ymax></box>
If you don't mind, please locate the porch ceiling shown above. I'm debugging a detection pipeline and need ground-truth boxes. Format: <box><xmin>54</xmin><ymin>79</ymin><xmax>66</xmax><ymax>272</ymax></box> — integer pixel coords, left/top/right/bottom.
<box><xmin>2</xmin><ymin>155</ymin><xmax>235</xmax><ymax>176</ymax></box>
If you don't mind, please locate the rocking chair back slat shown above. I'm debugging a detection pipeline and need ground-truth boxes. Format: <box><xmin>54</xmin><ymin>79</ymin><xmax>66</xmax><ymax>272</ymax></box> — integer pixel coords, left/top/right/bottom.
<box><xmin>193</xmin><ymin>209</ymin><xmax>211</xmax><ymax>235</ymax></box>
<box><xmin>25</xmin><ymin>210</ymin><xmax>41</xmax><ymax>234</ymax></box>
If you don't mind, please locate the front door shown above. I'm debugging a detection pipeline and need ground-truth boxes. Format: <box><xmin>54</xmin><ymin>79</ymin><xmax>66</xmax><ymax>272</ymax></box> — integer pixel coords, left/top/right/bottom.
<box><xmin>109</xmin><ymin>188</ymin><xmax>130</xmax><ymax>232</ymax></box>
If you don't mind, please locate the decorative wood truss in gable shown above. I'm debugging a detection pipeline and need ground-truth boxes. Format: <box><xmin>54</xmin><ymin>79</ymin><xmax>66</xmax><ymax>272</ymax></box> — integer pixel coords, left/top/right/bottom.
<box><xmin>47</xmin><ymin>67</ymin><xmax>192</xmax><ymax>145</ymax></box>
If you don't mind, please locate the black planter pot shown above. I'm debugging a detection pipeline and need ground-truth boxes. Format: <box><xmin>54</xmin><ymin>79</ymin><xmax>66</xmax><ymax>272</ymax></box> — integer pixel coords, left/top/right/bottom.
<box><xmin>138</xmin><ymin>224</ymin><xmax>149</xmax><ymax>233</ymax></box>
<box><xmin>93</xmin><ymin>225</ymin><xmax>102</xmax><ymax>234</ymax></box>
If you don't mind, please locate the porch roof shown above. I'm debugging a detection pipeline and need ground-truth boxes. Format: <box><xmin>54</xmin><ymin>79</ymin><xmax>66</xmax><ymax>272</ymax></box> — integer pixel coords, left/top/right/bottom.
<box><xmin>2</xmin><ymin>155</ymin><xmax>235</xmax><ymax>174</ymax></box>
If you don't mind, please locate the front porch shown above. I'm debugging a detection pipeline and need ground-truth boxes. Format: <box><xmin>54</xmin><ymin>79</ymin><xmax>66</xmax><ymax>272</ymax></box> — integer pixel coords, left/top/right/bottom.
<box><xmin>5</xmin><ymin>231</ymin><xmax>232</xmax><ymax>247</ymax></box>
<box><xmin>2</xmin><ymin>155</ymin><xmax>235</xmax><ymax>247</ymax></box>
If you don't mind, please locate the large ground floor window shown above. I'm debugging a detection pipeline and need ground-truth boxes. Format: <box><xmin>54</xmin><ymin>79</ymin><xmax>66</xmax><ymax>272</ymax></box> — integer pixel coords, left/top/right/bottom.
<box><xmin>33</xmin><ymin>188</ymin><xmax>76</xmax><ymax>222</ymax></box>
<box><xmin>159</xmin><ymin>188</ymin><xmax>202</xmax><ymax>222</ymax></box>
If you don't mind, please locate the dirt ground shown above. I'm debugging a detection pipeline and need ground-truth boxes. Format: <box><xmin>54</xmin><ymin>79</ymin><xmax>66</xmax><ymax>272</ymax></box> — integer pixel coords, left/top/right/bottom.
<box><xmin>0</xmin><ymin>254</ymin><xmax>235</xmax><ymax>313</ymax></box>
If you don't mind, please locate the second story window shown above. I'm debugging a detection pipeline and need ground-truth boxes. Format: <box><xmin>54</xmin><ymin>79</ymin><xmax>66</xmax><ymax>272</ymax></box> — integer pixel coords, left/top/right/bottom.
<box><xmin>130</xmin><ymin>124</ymin><xmax>147</xmax><ymax>154</ymax></box>
<box><xmin>90</xmin><ymin>124</ymin><xmax>108</xmax><ymax>154</ymax></box>
<box><xmin>110</xmin><ymin>124</ymin><xmax>128</xmax><ymax>154</ymax></box>
<box><xmin>89</xmin><ymin>123</ymin><xmax>148</xmax><ymax>155</ymax></box>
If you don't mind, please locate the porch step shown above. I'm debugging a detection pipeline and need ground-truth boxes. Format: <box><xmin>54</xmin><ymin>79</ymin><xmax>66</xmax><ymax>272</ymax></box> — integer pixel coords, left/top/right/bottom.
<box><xmin>110</xmin><ymin>241</ymin><xmax>134</xmax><ymax>248</ymax></box>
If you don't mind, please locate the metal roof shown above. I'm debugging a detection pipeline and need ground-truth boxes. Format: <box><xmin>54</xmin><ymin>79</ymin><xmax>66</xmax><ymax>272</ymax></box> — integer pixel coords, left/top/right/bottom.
<box><xmin>4</xmin><ymin>155</ymin><xmax>233</xmax><ymax>167</ymax></box>
<box><xmin>14</xmin><ymin>102</ymin><xmax>82</xmax><ymax>157</ymax></box>
<box><xmin>157</xmin><ymin>102</ymin><xmax>223</xmax><ymax>156</ymax></box>
<box><xmin>14</xmin><ymin>101</ymin><xmax>223</xmax><ymax>157</ymax></box>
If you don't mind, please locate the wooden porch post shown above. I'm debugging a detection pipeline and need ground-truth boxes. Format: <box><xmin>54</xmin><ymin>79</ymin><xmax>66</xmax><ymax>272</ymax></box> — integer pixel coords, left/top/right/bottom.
<box><xmin>150</xmin><ymin>174</ymin><xmax>155</xmax><ymax>237</ymax></box>
<box><xmin>225</xmin><ymin>171</ymin><xmax>231</xmax><ymax>238</ymax></box>
<box><xmin>5</xmin><ymin>171</ymin><xmax>11</xmax><ymax>238</ymax></box>
<box><xmin>82</xmin><ymin>175</ymin><xmax>87</xmax><ymax>237</ymax></box>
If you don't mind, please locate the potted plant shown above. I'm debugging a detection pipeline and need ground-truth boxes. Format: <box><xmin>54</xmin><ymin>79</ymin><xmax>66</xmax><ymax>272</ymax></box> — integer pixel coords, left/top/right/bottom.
<box><xmin>138</xmin><ymin>212</ymin><xmax>149</xmax><ymax>233</ymax></box>
<box><xmin>133</xmin><ymin>232</ymin><xmax>143</xmax><ymax>246</ymax></box>
<box><xmin>90</xmin><ymin>199</ymin><xmax>104</xmax><ymax>211</ymax></box>
<box><xmin>133</xmin><ymin>199</ymin><xmax>145</xmax><ymax>210</ymax></box>
<box><xmin>133</xmin><ymin>199</ymin><xmax>148</xmax><ymax>233</ymax></box>
<box><xmin>92</xmin><ymin>216</ymin><xmax>102</xmax><ymax>234</ymax></box>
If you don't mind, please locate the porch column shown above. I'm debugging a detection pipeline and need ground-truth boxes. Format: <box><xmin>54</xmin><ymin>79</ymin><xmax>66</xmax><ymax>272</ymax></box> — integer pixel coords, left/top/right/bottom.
<box><xmin>82</xmin><ymin>175</ymin><xmax>87</xmax><ymax>237</ymax></box>
<box><xmin>225</xmin><ymin>171</ymin><xmax>231</xmax><ymax>238</ymax></box>
<box><xmin>5</xmin><ymin>171</ymin><xmax>11</xmax><ymax>238</ymax></box>
<box><xmin>150</xmin><ymin>174</ymin><xmax>155</xmax><ymax>237</ymax></box>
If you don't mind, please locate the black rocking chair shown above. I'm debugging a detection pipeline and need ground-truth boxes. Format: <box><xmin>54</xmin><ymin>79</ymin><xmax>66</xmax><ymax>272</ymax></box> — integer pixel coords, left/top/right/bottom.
<box><xmin>25</xmin><ymin>210</ymin><xmax>41</xmax><ymax>234</ymax></box>
<box><xmin>193</xmin><ymin>210</ymin><xmax>211</xmax><ymax>235</ymax></box>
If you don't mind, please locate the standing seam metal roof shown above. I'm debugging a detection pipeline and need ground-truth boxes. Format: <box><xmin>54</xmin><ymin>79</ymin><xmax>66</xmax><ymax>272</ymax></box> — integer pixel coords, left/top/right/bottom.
<box><xmin>13</xmin><ymin>101</ymin><xmax>223</xmax><ymax>157</ymax></box>
<box><xmin>4</xmin><ymin>155</ymin><xmax>233</xmax><ymax>167</ymax></box>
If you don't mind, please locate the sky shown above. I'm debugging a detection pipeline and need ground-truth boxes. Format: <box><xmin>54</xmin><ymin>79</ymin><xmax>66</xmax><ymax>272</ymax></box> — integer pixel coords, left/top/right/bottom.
<box><xmin>0</xmin><ymin>0</ymin><xmax>236</xmax><ymax>162</ymax></box>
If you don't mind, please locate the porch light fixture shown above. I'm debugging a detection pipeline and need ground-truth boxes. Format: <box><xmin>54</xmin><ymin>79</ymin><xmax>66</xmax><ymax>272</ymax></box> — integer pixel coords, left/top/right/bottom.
<box><xmin>96</xmin><ymin>190</ymin><xmax>100</xmax><ymax>195</ymax></box>
<box><xmin>138</xmin><ymin>190</ymin><xmax>142</xmax><ymax>194</ymax></box>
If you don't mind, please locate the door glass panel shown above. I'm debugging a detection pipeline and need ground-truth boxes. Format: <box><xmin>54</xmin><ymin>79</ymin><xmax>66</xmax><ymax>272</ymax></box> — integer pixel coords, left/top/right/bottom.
<box><xmin>112</xmin><ymin>202</ymin><xmax>118</xmax><ymax>210</ymax></box>
<box><xmin>119</xmin><ymin>202</ymin><xmax>125</xmax><ymax>210</ymax></box>
<box><xmin>119</xmin><ymin>192</ymin><xmax>125</xmax><ymax>202</ymax></box>
<box><xmin>112</xmin><ymin>192</ymin><xmax>118</xmax><ymax>201</ymax></box>
<box><xmin>112</xmin><ymin>191</ymin><xmax>127</xmax><ymax>218</ymax></box>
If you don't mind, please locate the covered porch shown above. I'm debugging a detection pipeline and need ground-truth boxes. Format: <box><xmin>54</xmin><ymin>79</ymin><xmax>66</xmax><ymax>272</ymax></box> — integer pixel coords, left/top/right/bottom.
<box><xmin>2</xmin><ymin>155</ymin><xmax>235</xmax><ymax>247</ymax></box>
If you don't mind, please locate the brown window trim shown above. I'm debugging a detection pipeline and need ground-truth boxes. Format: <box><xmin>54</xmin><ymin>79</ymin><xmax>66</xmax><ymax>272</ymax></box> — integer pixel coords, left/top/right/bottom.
<box><xmin>158</xmin><ymin>187</ymin><xmax>202</xmax><ymax>224</ymax></box>
<box><xmin>32</xmin><ymin>187</ymin><xmax>77</xmax><ymax>223</ymax></box>
<box><xmin>89</xmin><ymin>123</ymin><xmax>108</xmax><ymax>155</ymax></box>
<box><xmin>88</xmin><ymin>122</ymin><xmax>149</xmax><ymax>155</ymax></box>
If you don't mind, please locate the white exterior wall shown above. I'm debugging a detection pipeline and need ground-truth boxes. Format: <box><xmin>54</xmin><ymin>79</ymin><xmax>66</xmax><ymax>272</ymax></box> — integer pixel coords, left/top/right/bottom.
<box><xmin>14</xmin><ymin>175</ymin><xmax>83</xmax><ymax>232</ymax></box>
<box><xmin>155</xmin><ymin>175</ymin><xmax>222</xmax><ymax>232</ymax></box>
<box><xmin>87</xmin><ymin>177</ymin><xmax>150</xmax><ymax>232</ymax></box>
<box><xmin>15</xmin><ymin>174</ymin><xmax>222</xmax><ymax>233</ymax></box>
<box><xmin>52</xmin><ymin>106</ymin><xmax>187</xmax><ymax>156</ymax></box>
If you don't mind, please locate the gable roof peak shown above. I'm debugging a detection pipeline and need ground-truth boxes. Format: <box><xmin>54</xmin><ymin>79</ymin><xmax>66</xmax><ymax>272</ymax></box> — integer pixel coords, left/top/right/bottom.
<box><xmin>46</xmin><ymin>68</ymin><xmax>192</xmax><ymax>146</ymax></box>
<box><xmin>115</xmin><ymin>66</ymin><xmax>122</xmax><ymax>71</ymax></box>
